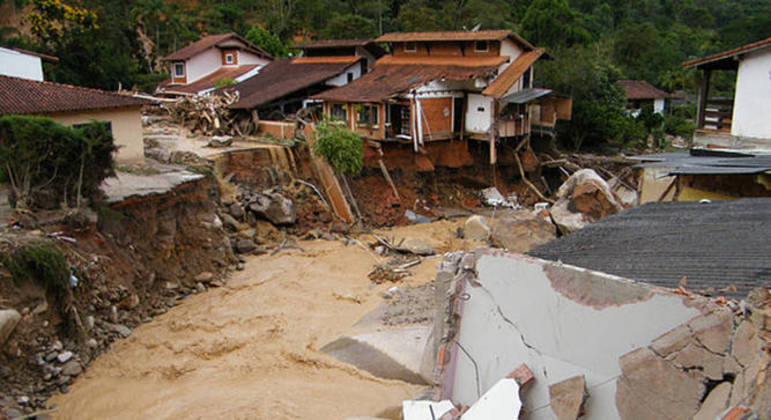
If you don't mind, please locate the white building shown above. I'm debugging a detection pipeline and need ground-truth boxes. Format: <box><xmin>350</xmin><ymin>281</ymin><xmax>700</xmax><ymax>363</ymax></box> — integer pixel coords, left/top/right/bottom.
<box><xmin>0</xmin><ymin>47</ymin><xmax>57</xmax><ymax>81</ymax></box>
<box><xmin>683</xmin><ymin>37</ymin><xmax>771</xmax><ymax>150</ymax></box>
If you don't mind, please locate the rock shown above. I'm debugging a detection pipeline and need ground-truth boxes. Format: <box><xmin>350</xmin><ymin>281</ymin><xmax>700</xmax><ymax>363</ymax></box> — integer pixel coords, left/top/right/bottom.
<box><xmin>0</xmin><ymin>309</ymin><xmax>21</xmax><ymax>347</ymax></box>
<box><xmin>480</xmin><ymin>186</ymin><xmax>507</xmax><ymax>207</ymax></box>
<box><xmin>45</xmin><ymin>352</ymin><xmax>58</xmax><ymax>363</ymax></box>
<box><xmin>60</xmin><ymin>361</ymin><xmax>82</xmax><ymax>377</ymax></box>
<box><xmin>330</xmin><ymin>222</ymin><xmax>348</xmax><ymax>234</ymax></box>
<box><xmin>550</xmin><ymin>169</ymin><xmax>623</xmax><ymax>235</ymax></box>
<box><xmin>228</xmin><ymin>203</ymin><xmax>244</xmax><ymax>220</ymax></box>
<box><xmin>56</xmin><ymin>351</ymin><xmax>73</xmax><ymax>363</ymax></box>
<box><xmin>549</xmin><ymin>375</ymin><xmax>587</xmax><ymax>420</ymax></box>
<box><xmin>221</xmin><ymin>214</ymin><xmax>239</xmax><ymax>232</ymax></box>
<box><xmin>693</xmin><ymin>382</ymin><xmax>732</xmax><ymax>420</ymax></box>
<box><xmin>319</xmin><ymin>212</ymin><xmax>333</xmax><ymax>223</ymax></box>
<box><xmin>195</xmin><ymin>272</ymin><xmax>214</xmax><ymax>283</ymax></box>
<box><xmin>404</xmin><ymin>210</ymin><xmax>432</xmax><ymax>224</ymax></box>
<box><xmin>235</xmin><ymin>238</ymin><xmax>257</xmax><ymax>254</ymax></box>
<box><xmin>103</xmin><ymin>322</ymin><xmax>132</xmax><ymax>338</ymax></box>
<box><xmin>86</xmin><ymin>315</ymin><xmax>95</xmax><ymax>331</ymax></box>
<box><xmin>248</xmin><ymin>192</ymin><xmax>296</xmax><ymax>225</ymax></box>
<box><xmin>464</xmin><ymin>215</ymin><xmax>490</xmax><ymax>241</ymax></box>
<box><xmin>491</xmin><ymin>217</ymin><xmax>556</xmax><ymax>253</ymax></box>
<box><xmin>207</xmin><ymin>135</ymin><xmax>232</xmax><ymax>148</ymax></box>
<box><xmin>196</xmin><ymin>282</ymin><xmax>206</xmax><ymax>293</ymax></box>
<box><xmin>3</xmin><ymin>408</ymin><xmax>23</xmax><ymax>419</ymax></box>
<box><xmin>86</xmin><ymin>339</ymin><xmax>98</xmax><ymax>348</ymax></box>
<box><xmin>395</xmin><ymin>238</ymin><xmax>435</xmax><ymax>256</ymax></box>
<box><xmin>616</xmin><ymin>347</ymin><xmax>704</xmax><ymax>420</ymax></box>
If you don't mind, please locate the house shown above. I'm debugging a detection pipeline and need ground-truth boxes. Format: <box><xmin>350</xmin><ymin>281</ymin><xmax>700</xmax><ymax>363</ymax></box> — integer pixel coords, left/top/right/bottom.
<box><xmin>313</xmin><ymin>30</ymin><xmax>572</xmax><ymax>163</ymax></box>
<box><xmin>618</xmin><ymin>79</ymin><xmax>670</xmax><ymax>116</ymax></box>
<box><xmin>682</xmin><ymin>37</ymin><xmax>771</xmax><ymax>150</ymax></box>
<box><xmin>225</xmin><ymin>56</ymin><xmax>366</xmax><ymax>120</ymax></box>
<box><xmin>0</xmin><ymin>46</ymin><xmax>58</xmax><ymax>81</ymax></box>
<box><xmin>0</xmin><ymin>75</ymin><xmax>149</xmax><ymax>164</ymax></box>
<box><xmin>157</xmin><ymin>33</ymin><xmax>272</xmax><ymax>96</ymax></box>
<box><xmin>292</xmin><ymin>39</ymin><xmax>386</xmax><ymax>70</ymax></box>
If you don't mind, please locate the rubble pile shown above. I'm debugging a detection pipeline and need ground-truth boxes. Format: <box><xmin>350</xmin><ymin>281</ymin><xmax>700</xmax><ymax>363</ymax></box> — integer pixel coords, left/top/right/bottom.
<box><xmin>162</xmin><ymin>91</ymin><xmax>255</xmax><ymax>137</ymax></box>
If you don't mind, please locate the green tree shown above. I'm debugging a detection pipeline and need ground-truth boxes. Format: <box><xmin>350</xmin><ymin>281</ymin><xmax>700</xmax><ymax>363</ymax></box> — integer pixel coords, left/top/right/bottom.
<box><xmin>321</xmin><ymin>13</ymin><xmax>378</xmax><ymax>40</ymax></box>
<box><xmin>245</xmin><ymin>25</ymin><xmax>288</xmax><ymax>58</ymax></box>
<box><xmin>520</xmin><ymin>0</ymin><xmax>592</xmax><ymax>48</ymax></box>
<box><xmin>312</xmin><ymin>120</ymin><xmax>363</xmax><ymax>176</ymax></box>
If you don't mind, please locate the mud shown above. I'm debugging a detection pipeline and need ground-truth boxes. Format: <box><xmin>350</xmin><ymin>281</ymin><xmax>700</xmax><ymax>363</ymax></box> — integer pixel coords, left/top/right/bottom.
<box><xmin>48</xmin><ymin>220</ymin><xmax>480</xmax><ymax>419</ymax></box>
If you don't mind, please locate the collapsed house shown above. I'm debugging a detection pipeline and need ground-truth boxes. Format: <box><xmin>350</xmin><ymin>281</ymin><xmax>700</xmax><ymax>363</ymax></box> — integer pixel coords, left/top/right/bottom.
<box><xmin>682</xmin><ymin>36</ymin><xmax>771</xmax><ymax>151</ymax></box>
<box><xmin>313</xmin><ymin>30</ymin><xmax>572</xmax><ymax>164</ymax></box>
<box><xmin>156</xmin><ymin>33</ymin><xmax>273</xmax><ymax>96</ymax></box>
<box><xmin>0</xmin><ymin>75</ymin><xmax>149</xmax><ymax>164</ymax></box>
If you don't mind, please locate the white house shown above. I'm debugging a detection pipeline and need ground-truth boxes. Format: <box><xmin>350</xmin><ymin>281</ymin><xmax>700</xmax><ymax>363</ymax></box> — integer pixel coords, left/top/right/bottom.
<box><xmin>683</xmin><ymin>37</ymin><xmax>771</xmax><ymax>150</ymax></box>
<box><xmin>157</xmin><ymin>33</ymin><xmax>272</xmax><ymax>96</ymax></box>
<box><xmin>618</xmin><ymin>80</ymin><xmax>669</xmax><ymax>116</ymax></box>
<box><xmin>0</xmin><ymin>47</ymin><xmax>57</xmax><ymax>81</ymax></box>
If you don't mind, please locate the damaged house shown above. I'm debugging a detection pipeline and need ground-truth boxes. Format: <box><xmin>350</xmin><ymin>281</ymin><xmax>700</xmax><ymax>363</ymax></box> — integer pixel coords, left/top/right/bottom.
<box><xmin>156</xmin><ymin>33</ymin><xmax>273</xmax><ymax>96</ymax></box>
<box><xmin>313</xmin><ymin>30</ymin><xmax>572</xmax><ymax>164</ymax></box>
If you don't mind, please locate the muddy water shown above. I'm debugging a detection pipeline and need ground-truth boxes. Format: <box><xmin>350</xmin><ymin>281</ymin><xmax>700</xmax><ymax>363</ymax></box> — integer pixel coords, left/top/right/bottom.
<box><xmin>50</xmin><ymin>221</ymin><xmax>474</xmax><ymax>419</ymax></box>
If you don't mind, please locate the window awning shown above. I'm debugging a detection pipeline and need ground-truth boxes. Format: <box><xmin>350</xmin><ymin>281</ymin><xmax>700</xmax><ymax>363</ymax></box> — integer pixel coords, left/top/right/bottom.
<box><xmin>500</xmin><ymin>88</ymin><xmax>552</xmax><ymax>104</ymax></box>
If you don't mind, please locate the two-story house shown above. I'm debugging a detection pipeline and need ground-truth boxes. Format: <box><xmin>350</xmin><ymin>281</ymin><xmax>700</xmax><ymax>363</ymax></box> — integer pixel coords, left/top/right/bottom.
<box><xmin>314</xmin><ymin>30</ymin><xmax>571</xmax><ymax>164</ymax></box>
<box><xmin>157</xmin><ymin>33</ymin><xmax>272</xmax><ymax>96</ymax></box>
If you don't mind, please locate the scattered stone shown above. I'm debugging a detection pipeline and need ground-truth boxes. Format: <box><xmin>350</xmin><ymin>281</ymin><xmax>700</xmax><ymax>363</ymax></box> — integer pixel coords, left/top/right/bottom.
<box><xmin>236</xmin><ymin>263</ymin><xmax>245</xmax><ymax>271</ymax></box>
<box><xmin>103</xmin><ymin>322</ymin><xmax>132</xmax><ymax>338</ymax></box>
<box><xmin>165</xmin><ymin>281</ymin><xmax>180</xmax><ymax>290</ymax></box>
<box><xmin>404</xmin><ymin>210</ymin><xmax>432</xmax><ymax>224</ymax></box>
<box><xmin>228</xmin><ymin>203</ymin><xmax>244</xmax><ymax>220</ymax></box>
<box><xmin>45</xmin><ymin>352</ymin><xmax>58</xmax><ymax>363</ymax></box>
<box><xmin>480</xmin><ymin>186</ymin><xmax>507</xmax><ymax>207</ymax></box>
<box><xmin>61</xmin><ymin>361</ymin><xmax>82</xmax><ymax>377</ymax></box>
<box><xmin>206</xmin><ymin>135</ymin><xmax>233</xmax><ymax>147</ymax></box>
<box><xmin>248</xmin><ymin>192</ymin><xmax>296</xmax><ymax>225</ymax></box>
<box><xmin>550</xmin><ymin>169</ymin><xmax>623</xmax><ymax>235</ymax></box>
<box><xmin>491</xmin><ymin>217</ymin><xmax>556</xmax><ymax>253</ymax></box>
<box><xmin>57</xmin><ymin>375</ymin><xmax>71</xmax><ymax>386</ymax></box>
<box><xmin>196</xmin><ymin>282</ymin><xmax>206</xmax><ymax>293</ymax></box>
<box><xmin>56</xmin><ymin>351</ymin><xmax>73</xmax><ymax>364</ymax></box>
<box><xmin>195</xmin><ymin>272</ymin><xmax>214</xmax><ymax>283</ymax></box>
<box><xmin>86</xmin><ymin>339</ymin><xmax>98</xmax><ymax>348</ymax></box>
<box><xmin>395</xmin><ymin>238</ymin><xmax>435</xmax><ymax>256</ymax></box>
<box><xmin>235</xmin><ymin>238</ymin><xmax>257</xmax><ymax>254</ymax></box>
<box><xmin>549</xmin><ymin>375</ymin><xmax>587</xmax><ymax>420</ymax></box>
<box><xmin>17</xmin><ymin>396</ymin><xmax>29</xmax><ymax>405</ymax></box>
<box><xmin>86</xmin><ymin>316</ymin><xmax>95</xmax><ymax>331</ymax></box>
<box><xmin>3</xmin><ymin>408</ymin><xmax>22</xmax><ymax>419</ymax></box>
<box><xmin>330</xmin><ymin>222</ymin><xmax>348</xmax><ymax>234</ymax></box>
<box><xmin>464</xmin><ymin>215</ymin><xmax>490</xmax><ymax>241</ymax></box>
<box><xmin>693</xmin><ymin>382</ymin><xmax>732</xmax><ymax>420</ymax></box>
<box><xmin>0</xmin><ymin>309</ymin><xmax>22</xmax><ymax>347</ymax></box>
<box><xmin>221</xmin><ymin>214</ymin><xmax>239</xmax><ymax>231</ymax></box>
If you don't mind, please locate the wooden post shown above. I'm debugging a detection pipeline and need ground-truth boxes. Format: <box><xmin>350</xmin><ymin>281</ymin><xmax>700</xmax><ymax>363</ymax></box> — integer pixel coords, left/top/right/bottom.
<box><xmin>697</xmin><ymin>69</ymin><xmax>711</xmax><ymax>129</ymax></box>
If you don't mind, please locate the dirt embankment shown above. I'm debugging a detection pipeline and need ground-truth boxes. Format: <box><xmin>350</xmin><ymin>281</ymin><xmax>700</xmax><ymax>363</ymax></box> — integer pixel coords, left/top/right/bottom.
<box><xmin>0</xmin><ymin>176</ymin><xmax>235</xmax><ymax>415</ymax></box>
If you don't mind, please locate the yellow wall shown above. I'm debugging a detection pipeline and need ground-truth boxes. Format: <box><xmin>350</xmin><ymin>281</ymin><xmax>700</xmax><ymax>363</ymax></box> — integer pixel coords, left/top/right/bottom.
<box><xmin>46</xmin><ymin>107</ymin><xmax>144</xmax><ymax>164</ymax></box>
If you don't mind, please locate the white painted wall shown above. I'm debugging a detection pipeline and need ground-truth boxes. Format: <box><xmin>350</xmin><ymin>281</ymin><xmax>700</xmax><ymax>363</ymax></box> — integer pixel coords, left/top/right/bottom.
<box><xmin>185</xmin><ymin>47</ymin><xmax>221</xmax><ymax>83</ymax></box>
<box><xmin>466</xmin><ymin>93</ymin><xmax>493</xmax><ymax>133</ymax></box>
<box><xmin>0</xmin><ymin>47</ymin><xmax>44</xmax><ymax>81</ymax></box>
<box><xmin>653</xmin><ymin>98</ymin><xmax>665</xmax><ymax>114</ymax></box>
<box><xmin>238</xmin><ymin>50</ymin><xmax>270</xmax><ymax>66</ymax></box>
<box><xmin>325</xmin><ymin>62</ymin><xmax>363</xmax><ymax>87</ymax></box>
<box><xmin>731</xmin><ymin>48</ymin><xmax>771</xmax><ymax>140</ymax></box>
<box><xmin>499</xmin><ymin>38</ymin><xmax>524</xmax><ymax>73</ymax></box>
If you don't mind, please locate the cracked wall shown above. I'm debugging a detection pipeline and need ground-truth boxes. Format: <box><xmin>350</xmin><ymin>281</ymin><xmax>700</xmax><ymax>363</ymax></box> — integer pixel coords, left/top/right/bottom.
<box><xmin>434</xmin><ymin>250</ymin><xmax>770</xmax><ymax>419</ymax></box>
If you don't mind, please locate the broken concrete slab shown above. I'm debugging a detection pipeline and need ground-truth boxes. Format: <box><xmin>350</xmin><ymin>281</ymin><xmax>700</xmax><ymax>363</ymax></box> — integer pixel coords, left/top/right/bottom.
<box><xmin>732</xmin><ymin>320</ymin><xmax>762</xmax><ymax>367</ymax></box>
<box><xmin>549</xmin><ymin>375</ymin><xmax>587</xmax><ymax>420</ymax></box>
<box><xmin>321</xmin><ymin>325</ymin><xmax>433</xmax><ymax>384</ymax></box>
<box><xmin>402</xmin><ymin>400</ymin><xmax>455</xmax><ymax>420</ymax></box>
<box><xmin>693</xmin><ymin>382</ymin><xmax>732</xmax><ymax>420</ymax></box>
<box><xmin>616</xmin><ymin>347</ymin><xmax>705</xmax><ymax>419</ymax></box>
<box><xmin>689</xmin><ymin>310</ymin><xmax>733</xmax><ymax>355</ymax></box>
<box><xmin>490</xmin><ymin>216</ymin><xmax>556</xmax><ymax>253</ymax></box>
<box><xmin>102</xmin><ymin>169</ymin><xmax>204</xmax><ymax>203</ymax></box>
<box><xmin>395</xmin><ymin>238</ymin><xmax>435</xmax><ymax>256</ymax></box>
<box><xmin>461</xmin><ymin>378</ymin><xmax>522</xmax><ymax>420</ymax></box>
<box><xmin>668</xmin><ymin>340</ymin><xmax>725</xmax><ymax>380</ymax></box>
<box><xmin>434</xmin><ymin>251</ymin><xmax>712</xmax><ymax>419</ymax></box>
<box><xmin>464</xmin><ymin>215</ymin><xmax>490</xmax><ymax>241</ymax></box>
<box><xmin>650</xmin><ymin>324</ymin><xmax>691</xmax><ymax>357</ymax></box>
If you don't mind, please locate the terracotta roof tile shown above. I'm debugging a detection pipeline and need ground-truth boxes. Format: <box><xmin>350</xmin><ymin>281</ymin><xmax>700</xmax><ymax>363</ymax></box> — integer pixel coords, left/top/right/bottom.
<box><xmin>161</xmin><ymin>33</ymin><xmax>271</xmax><ymax>61</ymax></box>
<box><xmin>314</xmin><ymin>61</ymin><xmax>499</xmax><ymax>103</ymax></box>
<box><xmin>482</xmin><ymin>48</ymin><xmax>544</xmax><ymax>98</ymax></box>
<box><xmin>290</xmin><ymin>56</ymin><xmax>363</xmax><ymax>64</ymax></box>
<box><xmin>376</xmin><ymin>55</ymin><xmax>507</xmax><ymax>67</ymax></box>
<box><xmin>0</xmin><ymin>75</ymin><xmax>149</xmax><ymax>115</ymax></box>
<box><xmin>294</xmin><ymin>39</ymin><xmax>375</xmax><ymax>49</ymax></box>
<box><xmin>160</xmin><ymin>65</ymin><xmax>259</xmax><ymax>95</ymax></box>
<box><xmin>682</xmin><ymin>37</ymin><xmax>771</xmax><ymax>68</ymax></box>
<box><xmin>376</xmin><ymin>30</ymin><xmax>535</xmax><ymax>50</ymax></box>
<box><xmin>618</xmin><ymin>80</ymin><xmax>670</xmax><ymax>100</ymax></box>
<box><xmin>227</xmin><ymin>57</ymin><xmax>364</xmax><ymax>109</ymax></box>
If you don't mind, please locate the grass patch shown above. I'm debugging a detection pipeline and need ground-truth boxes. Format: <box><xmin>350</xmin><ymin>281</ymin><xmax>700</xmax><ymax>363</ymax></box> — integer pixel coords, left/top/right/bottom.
<box><xmin>116</xmin><ymin>166</ymin><xmax>161</xmax><ymax>175</ymax></box>
<box><xmin>3</xmin><ymin>242</ymin><xmax>69</xmax><ymax>304</ymax></box>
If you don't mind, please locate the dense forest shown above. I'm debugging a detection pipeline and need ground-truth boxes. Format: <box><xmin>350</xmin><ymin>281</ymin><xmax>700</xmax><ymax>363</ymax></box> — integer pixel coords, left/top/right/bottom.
<box><xmin>1</xmin><ymin>0</ymin><xmax>769</xmax><ymax>149</ymax></box>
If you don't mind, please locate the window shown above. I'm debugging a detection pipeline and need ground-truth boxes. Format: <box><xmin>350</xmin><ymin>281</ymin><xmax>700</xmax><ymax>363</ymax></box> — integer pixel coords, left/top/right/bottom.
<box><xmin>73</xmin><ymin>121</ymin><xmax>112</xmax><ymax>135</ymax></box>
<box><xmin>405</xmin><ymin>42</ymin><xmax>416</xmax><ymax>52</ymax></box>
<box><xmin>225</xmin><ymin>53</ymin><xmax>234</xmax><ymax>64</ymax></box>
<box><xmin>174</xmin><ymin>63</ymin><xmax>185</xmax><ymax>77</ymax></box>
<box><xmin>475</xmin><ymin>41</ymin><xmax>488</xmax><ymax>52</ymax></box>
<box><xmin>357</xmin><ymin>105</ymin><xmax>379</xmax><ymax>128</ymax></box>
<box><xmin>331</xmin><ymin>104</ymin><xmax>347</xmax><ymax>122</ymax></box>
<box><xmin>347</xmin><ymin>72</ymin><xmax>354</xmax><ymax>83</ymax></box>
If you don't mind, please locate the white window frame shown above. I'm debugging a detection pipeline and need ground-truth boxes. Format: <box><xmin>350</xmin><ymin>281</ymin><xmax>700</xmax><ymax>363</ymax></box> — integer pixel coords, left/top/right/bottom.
<box><xmin>174</xmin><ymin>63</ymin><xmax>185</xmax><ymax>77</ymax></box>
<box><xmin>225</xmin><ymin>53</ymin><xmax>235</xmax><ymax>64</ymax></box>
<box><xmin>474</xmin><ymin>41</ymin><xmax>489</xmax><ymax>52</ymax></box>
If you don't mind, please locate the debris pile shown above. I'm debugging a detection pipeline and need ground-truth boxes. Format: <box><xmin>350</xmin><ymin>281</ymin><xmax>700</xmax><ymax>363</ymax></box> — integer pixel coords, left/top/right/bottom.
<box><xmin>163</xmin><ymin>91</ymin><xmax>256</xmax><ymax>136</ymax></box>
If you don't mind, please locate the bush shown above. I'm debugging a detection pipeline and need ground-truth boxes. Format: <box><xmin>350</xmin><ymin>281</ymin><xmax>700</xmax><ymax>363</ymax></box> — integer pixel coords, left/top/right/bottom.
<box><xmin>214</xmin><ymin>77</ymin><xmax>235</xmax><ymax>89</ymax></box>
<box><xmin>0</xmin><ymin>116</ymin><xmax>116</xmax><ymax>209</ymax></box>
<box><xmin>312</xmin><ymin>120</ymin><xmax>363</xmax><ymax>176</ymax></box>
<box><xmin>3</xmin><ymin>242</ymin><xmax>70</xmax><ymax>306</ymax></box>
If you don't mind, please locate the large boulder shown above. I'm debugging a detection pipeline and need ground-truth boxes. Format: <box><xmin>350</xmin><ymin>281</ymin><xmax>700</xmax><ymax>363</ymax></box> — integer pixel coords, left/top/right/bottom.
<box><xmin>491</xmin><ymin>216</ymin><xmax>556</xmax><ymax>253</ymax></box>
<box><xmin>550</xmin><ymin>169</ymin><xmax>623</xmax><ymax>235</ymax></box>
<box><xmin>0</xmin><ymin>309</ymin><xmax>21</xmax><ymax>347</ymax></box>
<box><xmin>464</xmin><ymin>215</ymin><xmax>490</xmax><ymax>241</ymax></box>
<box><xmin>248</xmin><ymin>192</ymin><xmax>296</xmax><ymax>226</ymax></box>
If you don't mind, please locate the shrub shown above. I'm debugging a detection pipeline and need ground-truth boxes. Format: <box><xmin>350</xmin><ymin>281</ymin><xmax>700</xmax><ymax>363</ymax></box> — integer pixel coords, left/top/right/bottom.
<box><xmin>0</xmin><ymin>116</ymin><xmax>116</xmax><ymax>209</ymax></box>
<box><xmin>3</xmin><ymin>242</ymin><xmax>70</xmax><ymax>306</ymax></box>
<box><xmin>312</xmin><ymin>120</ymin><xmax>363</xmax><ymax>176</ymax></box>
<box><xmin>214</xmin><ymin>77</ymin><xmax>236</xmax><ymax>89</ymax></box>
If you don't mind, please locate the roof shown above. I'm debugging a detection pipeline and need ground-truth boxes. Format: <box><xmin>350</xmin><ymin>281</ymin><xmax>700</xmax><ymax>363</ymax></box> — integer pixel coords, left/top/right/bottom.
<box><xmin>161</xmin><ymin>33</ymin><xmax>271</xmax><ymax>61</ymax></box>
<box><xmin>159</xmin><ymin>65</ymin><xmax>259</xmax><ymax>95</ymax></box>
<box><xmin>228</xmin><ymin>57</ymin><xmax>363</xmax><ymax>109</ymax></box>
<box><xmin>0</xmin><ymin>75</ymin><xmax>149</xmax><ymax>115</ymax></box>
<box><xmin>376</xmin><ymin>55</ymin><xmax>507</xmax><ymax>67</ymax></box>
<box><xmin>7</xmin><ymin>47</ymin><xmax>59</xmax><ymax>62</ymax></box>
<box><xmin>682</xmin><ymin>37</ymin><xmax>771</xmax><ymax>70</ymax></box>
<box><xmin>629</xmin><ymin>149</ymin><xmax>771</xmax><ymax>175</ymax></box>
<box><xmin>376</xmin><ymin>30</ymin><xmax>534</xmax><ymax>50</ymax></box>
<box><xmin>294</xmin><ymin>39</ymin><xmax>375</xmax><ymax>49</ymax></box>
<box><xmin>528</xmin><ymin>198</ymin><xmax>771</xmax><ymax>299</ymax></box>
<box><xmin>314</xmin><ymin>59</ymin><xmax>501</xmax><ymax>103</ymax></box>
<box><xmin>618</xmin><ymin>80</ymin><xmax>670</xmax><ymax>100</ymax></box>
<box><xmin>482</xmin><ymin>48</ymin><xmax>545</xmax><ymax>98</ymax></box>
<box><xmin>501</xmin><ymin>88</ymin><xmax>552</xmax><ymax>104</ymax></box>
